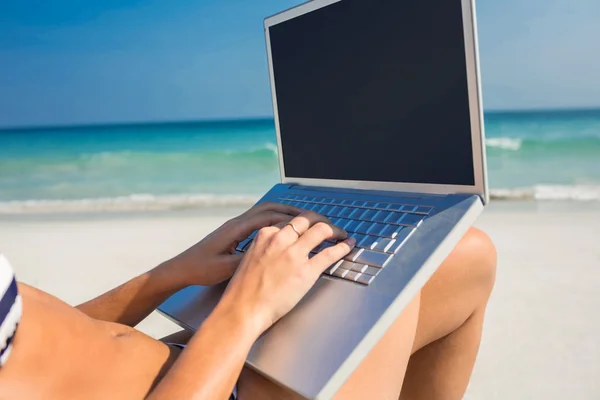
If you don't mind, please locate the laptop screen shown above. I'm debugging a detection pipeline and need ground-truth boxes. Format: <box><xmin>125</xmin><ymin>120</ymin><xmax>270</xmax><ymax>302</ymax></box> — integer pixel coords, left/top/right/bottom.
<box><xmin>268</xmin><ymin>0</ymin><xmax>475</xmax><ymax>186</ymax></box>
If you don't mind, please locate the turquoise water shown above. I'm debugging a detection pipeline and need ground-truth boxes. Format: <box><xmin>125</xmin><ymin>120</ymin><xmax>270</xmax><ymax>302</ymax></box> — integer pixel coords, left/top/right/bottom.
<box><xmin>484</xmin><ymin>109</ymin><xmax>600</xmax><ymax>190</ymax></box>
<box><xmin>1</xmin><ymin>109</ymin><xmax>599</xmax><ymax>212</ymax></box>
<box><xmin>0</xmin><ymin>119</ymin><xmax>280</xmax><ymax>206</ymax></box>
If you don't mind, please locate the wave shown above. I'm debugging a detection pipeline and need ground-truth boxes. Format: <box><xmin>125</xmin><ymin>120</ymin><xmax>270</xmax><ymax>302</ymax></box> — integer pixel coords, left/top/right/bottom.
<box><xmin>486</xmin><ymin>138</ymin><xmax>522</xmax><ymax>151</ymax></box>
<box><xmin>80</xmin><ymin>143</ymin><xmax>279</xmax><ymax>162</ymax></box>
<box><xmin>1</xmin><ymin>185</ymin><xmax>599</xmax><ymax>214</ymax></box>
<box><xmin>490</xmin><ymin>185</ymin><xmax>600</xmax><ymax>201</ymax></box>
<box><xmin>0</xmin><ymin>144</ymin><xmax>280</xmax><ymax>180</ymax></box>
<box><xmin>485</xmin><ymin>136</ymin><xmax>600</xmax><ymax>152</ymax></box>
<box><xmin>0</xmin><ymin>194</ymin><xmax>260</xmax><ymax>215</ymax></box>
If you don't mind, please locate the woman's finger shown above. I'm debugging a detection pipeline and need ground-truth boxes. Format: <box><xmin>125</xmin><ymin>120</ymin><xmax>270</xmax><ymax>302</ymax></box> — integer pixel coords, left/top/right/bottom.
<box><xmin>293</xmin><ymin>220</ymin><xmax>348</xmax><ymax>254</ymax></box>
<box><xmin>241</xmin><ymin>202</ymin><xmax>303</xmax><ymax>219</ymax></box>
<box><xmin>309</xmin><ymin>238</ymin><xmax>356</xmax><ymax>275</ymax></box>
<box><xmin>230</xmin><ymin>211</ymin><xmax>293</xmax><ymax>242</ymax></box>
<box><xmin>276</xmin><ymin>211</ymin><xmax>335</xmax><ymax>246</ymax></box>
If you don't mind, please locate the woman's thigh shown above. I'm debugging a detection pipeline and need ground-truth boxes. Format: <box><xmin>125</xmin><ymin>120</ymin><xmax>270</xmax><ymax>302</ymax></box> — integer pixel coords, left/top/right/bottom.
<box><xmin>237</xmin><ymin>227</ymin><xmax>496</xmax><ymax>400</ymax></box>
<box><xmin>237</xmin><ymin>293</ymin><xmax>421</xmax><ymax>400</ymax></box>
<box><xmin>410</xmin><ymin>227</ymin><xmax>496</xmax><ymax>352</ymax></box>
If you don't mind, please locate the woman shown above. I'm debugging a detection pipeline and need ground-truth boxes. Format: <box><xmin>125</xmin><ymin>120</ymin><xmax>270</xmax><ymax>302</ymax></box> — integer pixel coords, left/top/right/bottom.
<box><xmin>0</xmin><ymin>202</ymin><xmax>496</xmax><ymax>399</ymax></box>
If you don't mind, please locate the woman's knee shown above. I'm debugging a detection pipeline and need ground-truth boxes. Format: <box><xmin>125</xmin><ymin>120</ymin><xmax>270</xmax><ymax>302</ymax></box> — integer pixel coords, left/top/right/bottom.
<box><xmin>454</xmin><ymin>227</ymin><xmax>497</xmax><ymax>296</ymax></box>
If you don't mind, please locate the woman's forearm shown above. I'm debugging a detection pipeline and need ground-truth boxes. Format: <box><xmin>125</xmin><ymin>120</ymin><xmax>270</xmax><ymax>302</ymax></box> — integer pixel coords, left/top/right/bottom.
<box><xmin>148</xmin><ymin>301</ymin><xmax>262</xmax><ymax>400</ymax></box>
<box><xmin>77</xmin><ymin>262</ymin><xmax>184</xmax><ymax>326</ymax></box>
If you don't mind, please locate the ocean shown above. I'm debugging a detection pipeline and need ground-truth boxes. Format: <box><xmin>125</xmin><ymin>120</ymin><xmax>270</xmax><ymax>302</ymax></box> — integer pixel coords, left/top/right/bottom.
<box><xmin>1</xmin><ymin>109</ymin><xmax>599</xmax><ymax>213</ymax></box>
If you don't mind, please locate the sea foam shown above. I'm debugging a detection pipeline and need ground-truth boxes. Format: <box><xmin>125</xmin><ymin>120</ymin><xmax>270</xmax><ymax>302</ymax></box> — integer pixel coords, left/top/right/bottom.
<box><xmin>0</xmin><ymin>194</ymin><xmax>260</xmax><ymax>215</ymax></box>
<box><xmin>490</xmin><ymin>185</ymin><xmax>600</xmax><ymax>202</ymax></box>
<box><xmin>1</xmin><ymin>185</ymin><xmax>600</xmax><ymax>215</ymax></box>
<box><xmin>486</xmin><ymin>137</ymin><xmax>523</xmax><ymax>151</ymax></box>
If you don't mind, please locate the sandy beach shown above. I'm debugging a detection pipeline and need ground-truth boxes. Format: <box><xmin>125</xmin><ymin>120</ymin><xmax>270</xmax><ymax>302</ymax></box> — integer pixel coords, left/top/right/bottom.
<box><xmin>1</xmin><ymin>203</ymin><xmax>599</xmax><ymax>399</ymax></box>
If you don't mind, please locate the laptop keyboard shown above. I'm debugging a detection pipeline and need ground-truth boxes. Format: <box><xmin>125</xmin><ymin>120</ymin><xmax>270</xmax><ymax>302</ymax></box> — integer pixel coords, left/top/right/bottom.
<box><xmin>235</xmin><ymin>195</ymin><xmax>434</xmax><ymax>286</ymax></box>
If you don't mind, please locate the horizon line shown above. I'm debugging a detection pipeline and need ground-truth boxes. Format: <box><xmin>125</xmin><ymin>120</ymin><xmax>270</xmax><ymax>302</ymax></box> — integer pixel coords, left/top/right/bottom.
<box><xmin>2</xmin><ymin>106</ymin><xmax>600</xmax><ymax>132</ymax></box>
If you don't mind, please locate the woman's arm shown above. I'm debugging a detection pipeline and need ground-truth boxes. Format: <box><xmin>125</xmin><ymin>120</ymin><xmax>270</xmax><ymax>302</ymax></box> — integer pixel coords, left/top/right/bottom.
<box><xmin>149</xmin><ymin>211</ymin><xmax>355</xmax><ymax>399</ymax></box>
<box><xmin>150</xmin><ymin>300</ymin><xmax>261</xmax><ymax>399</ymax></box>
<box><xmin>76</xmin><ymin>203</ymin><xmax>301</xmax><ymax>327</ymax></box>
<box><xmin>76</xmin><ymin>262</ymin><xmax>184</xmax><ymax>327</ymax></box>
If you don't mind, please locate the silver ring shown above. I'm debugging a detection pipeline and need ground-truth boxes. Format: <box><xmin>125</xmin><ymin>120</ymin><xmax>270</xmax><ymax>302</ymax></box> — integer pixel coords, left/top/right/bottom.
<box><xmin>287</xmin><ymin>222</ymin><xmax>302</xmax><ymax>237</ymax></box>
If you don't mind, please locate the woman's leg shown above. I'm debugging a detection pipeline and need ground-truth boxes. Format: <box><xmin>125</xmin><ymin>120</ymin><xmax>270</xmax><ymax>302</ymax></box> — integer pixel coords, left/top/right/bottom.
<box><xmin>400</xmin><ymin>227</ymin><xmax>497</xmax><ymax>399</ymax></box>
<box><xmin>237</xmin><ymin>293</ymin><xmax>421</xmax><ymax>400</ymax></box>
<box><xmin>237</xmin><ymin>227</ymin><xmax>497</xmax><ymax>400</ymax></box>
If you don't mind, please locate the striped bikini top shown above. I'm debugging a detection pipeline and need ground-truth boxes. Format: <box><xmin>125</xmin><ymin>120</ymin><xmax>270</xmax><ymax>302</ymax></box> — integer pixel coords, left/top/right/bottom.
<box><xmin>0</xmin><ymin>254</ymin><xmax>21</xmax><ymax>367</ymax></box>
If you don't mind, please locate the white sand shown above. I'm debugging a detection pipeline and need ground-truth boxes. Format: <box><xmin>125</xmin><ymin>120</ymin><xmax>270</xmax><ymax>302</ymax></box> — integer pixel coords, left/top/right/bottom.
<box><xmin>1</xmin><ymin>204</ymin><xmax>599</xmax><ymax>399</ymax></box>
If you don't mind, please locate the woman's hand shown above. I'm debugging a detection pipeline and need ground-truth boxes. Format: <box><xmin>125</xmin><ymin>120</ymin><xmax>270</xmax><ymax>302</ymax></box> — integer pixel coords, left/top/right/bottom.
<box><xmin>218</xmin><ymin>211</ymin><xmax>356</xmax><ymax>335</ymax></box>
<box><xmin>163</xmin><ymin>203</ymin><xmax>303</xmax><ymax>287</ymax></box>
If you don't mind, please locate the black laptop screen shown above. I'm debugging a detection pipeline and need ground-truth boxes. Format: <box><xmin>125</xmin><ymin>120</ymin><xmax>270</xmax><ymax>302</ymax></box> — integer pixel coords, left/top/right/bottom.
<box><xmin>269</xmin><ymin>0</ymin><xmax>476</xmax><ymax>186</ymax></box>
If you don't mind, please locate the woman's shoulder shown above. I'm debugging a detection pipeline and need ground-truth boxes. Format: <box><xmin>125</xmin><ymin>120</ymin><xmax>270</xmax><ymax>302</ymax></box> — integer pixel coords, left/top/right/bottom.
<box><xmin>1</xmin><ymin>254</ymin><xmax>21</xmax><ymax>368</ymax></box>
<box><xmin>0</xmin><ymin>262</ymin><xmax>173</xmax><ymax>399</ymax></box>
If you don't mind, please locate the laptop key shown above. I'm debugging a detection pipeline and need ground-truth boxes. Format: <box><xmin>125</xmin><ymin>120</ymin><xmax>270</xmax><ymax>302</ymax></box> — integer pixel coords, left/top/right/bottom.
<box><xmin>366</xmin><ymin>223</ymin><xmax>387</xmax><ymax>236</ymax></box>
<box><xmin>328</xmin><ymin>206</ymin><xmax>343</xmax><ymax>217</ymax></box>
<box><xmin>374</xmin><ymin>210</ymin><xmax>393</xmax><ymax>223</ymax></box>
<box><xmin>336</xmin><ymin>219</ymin><xmax>353</xmax><ymax>230</ymax></box>
<box><xmin>339</xmin><ymin>207</ymin><xmax>354</xmax><ymax>218</ymax></box>
<box><xmin>344</xmin><ymin>220</ymin><xmax>362</xmax><ymax>233</ymax></box>
<box><xmin>360</xmin><ymin>209</ymin><xmax>378</xmax><ymax>221</ymax></box>
<box><xmin>415</xmin><ymin>206</ymin><xmax>433</xmax><ymax>215</ymax></box>
<box><xmin>325</xmin><ymin>260</ymin><xmax>345</xmax><ymax>275</ymax></box>
<box><xmin>344</xmin><ymin>248</ymin><xmax>364</xmax><ymax>262</ymax></box>
<box><xmin>334</xmin><ymin>260</ymin><xmax>356</xmax><ymax>271</ymax></box>
<box><xmin>333</xmin><ymin>267</ymin><xmax>349</xmax><ymax>278</ymax></box>
<box><xmin>374</xmin><ymin>203</ymin><xmax>391</xmax><ymax>210</ymax></box>
<box><xmin>350</xmin><ymin>263</ymin><xmax>369</xmax><ymax>273</ymax></box>
<box><xmin>312</xmin><ymin>204</ymin><xmax>325</xmax><ymax>214</ymax></box>
<box><xmin>319</xmin><ymin>205</ymin><xmax>335</xmax><ymax>216</ymax></box>
<box><xmin>387</xmin><ymin>238</ymin><xmax>406</xmax><ymax>254</ymax></box>
<box><xmin>399</xmin><ymin>213</ymin><xmax>425</xmax><ymax>227</ymax></box>
<box><xmin>330</xmin><ymin>217</ymin><xmax>342</xmax><ymax>227</ymax></box>
<box><xmin>372</xmin><ymin>237</ymin><xmax>395</xmax><ymax>253</ymax></box>
<box><xmin>350</xmin><ymin>233</ymin><xmax>367</xmax><ymax>245</ymax></box>
<box><xmin>349</xmin><ymin>208</ymin><xmax>364</xmax><ymax>219</ymax></box>
<box><xmin>309</xmin><ymin>203</ymin><xmax>322</xmax><ymax>212</ymax></box>
<box><xmin>393</xmin><ymin>227</ymin><xmax>415</xmax><ymax>248</ymax></box>
<box><xmin>358</xmin><ymin>235</ymin><xmax>378</xmax><ymax>249</ymax></box>
<box><xmin>363</xmin><ymin>266</ymin><xmax>381</xmax><ymax>276</ymax></box>
<box><xmin>387</xmin><ymin>204</ymin><xmax>404</xmax><ymax>212</ymax></box>
<box><xmin>344</xmin><ymin>271</ymin><xmax>360</xmax><ymax>282</ymax></box>
<box><xmin>380</xmin><ymin>224</ymin><xmax>401</xmax><ymax>238</ymax></box>
<box><xmin>356</xmin><ymin>273</ymin><xmax>375</xmax><ymax>285</ymax></box>
<box><xmin>356</xmin><ymin>222</ymin><xmax>374</xmax><ymax>235</ymax></box>
<box><xmin>364</xmin><ymin>201</ymin><xmax>379</xmax><ymax>209</ymax></box>
<box><xmin>355</xmin><ymin>250</ymin><xmax>392</xmax><ymax>268</ymax></box>
<box><xmin>392</xmin><ymin>225</ymin><xmax>406</xmax><ymax>238</ymax></box>
<box><xmin>386</xmin><ymin>212</ymin><xmax>406</xmax><ymax>225</ymax></box>
<box><xmin>402</xmin><ymin>205</ymin><xmax>419</xmax><ymax>213</ymax></box>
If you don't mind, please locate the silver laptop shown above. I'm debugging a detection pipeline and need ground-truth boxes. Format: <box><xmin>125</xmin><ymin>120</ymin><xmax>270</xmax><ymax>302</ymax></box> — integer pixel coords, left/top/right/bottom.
<box><xmin>159</xmin><ymin>0</ymin><xmax>488</xmax><ymax>398</ymax></box>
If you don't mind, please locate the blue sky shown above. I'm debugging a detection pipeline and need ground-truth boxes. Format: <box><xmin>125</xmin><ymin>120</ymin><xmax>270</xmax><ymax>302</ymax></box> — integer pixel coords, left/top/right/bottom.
<box><xmin>1</xmin><ymin>0</ymin><xmax>599</xmax><ymax>128</ymax></box>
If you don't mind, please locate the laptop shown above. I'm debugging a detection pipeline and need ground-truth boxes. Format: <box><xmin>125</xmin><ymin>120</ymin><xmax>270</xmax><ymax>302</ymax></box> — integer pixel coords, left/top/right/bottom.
<box><xmin>158</xmin><ymin>0</ymin><xmax>488</xmax><ymax>398</ymax></box>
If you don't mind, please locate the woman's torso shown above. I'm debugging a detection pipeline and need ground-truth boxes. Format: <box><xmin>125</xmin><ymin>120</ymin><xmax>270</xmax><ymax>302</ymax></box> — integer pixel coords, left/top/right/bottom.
<box><xmin>0</xmin><ymin>284</ymin><xmax>174</xmax><ymax>400</ymax></box>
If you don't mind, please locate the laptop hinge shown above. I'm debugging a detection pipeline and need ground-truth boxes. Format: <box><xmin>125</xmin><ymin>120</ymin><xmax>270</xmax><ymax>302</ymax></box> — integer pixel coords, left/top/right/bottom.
<box><xmin>288</xmin><ymin>184</ymin><xmax>447</xmax><ymax>199</ymax></box>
